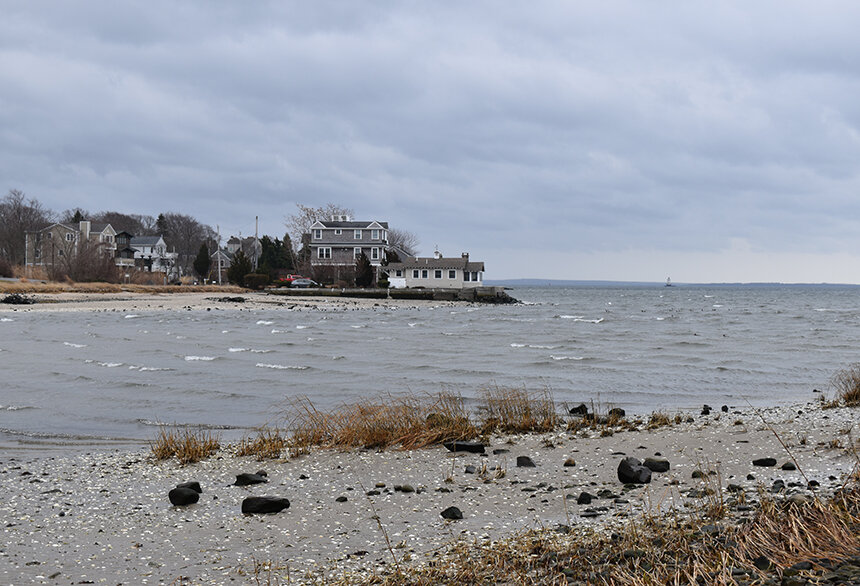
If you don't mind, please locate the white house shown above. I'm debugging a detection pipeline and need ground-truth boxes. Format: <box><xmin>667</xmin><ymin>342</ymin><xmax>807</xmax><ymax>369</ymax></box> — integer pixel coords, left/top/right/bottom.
<box><xmin>385</xmin><ymin>252</ymin><xmax>484</xmax><ymax>289</ymax></box>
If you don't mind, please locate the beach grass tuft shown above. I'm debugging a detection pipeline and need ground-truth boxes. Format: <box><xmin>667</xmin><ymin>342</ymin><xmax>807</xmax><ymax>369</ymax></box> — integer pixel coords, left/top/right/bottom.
<box><xmin>829</xmin><ymin>363</ymin><xmax>860</xmax><ymax>407</ymax></box>
<box><xmin>235</xmin><ymin>429</ymin><xmax>290</xmax><ymax>461</ymax></box>
<box><xmin>149</xmin><ymin>426</ymin><xmax>220</xmax><ymax>465</ymax></box>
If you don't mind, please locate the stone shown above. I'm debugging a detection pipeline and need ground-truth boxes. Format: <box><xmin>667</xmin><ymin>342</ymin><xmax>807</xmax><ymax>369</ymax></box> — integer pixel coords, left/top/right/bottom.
<box><xmin>492</xmin><ymin>448</ymin><xmax>509</xmax><ymax>455</ymax></box>
<box><xmin>721</xmin><ymin>405</ymin><xmax>729</xmax><ymax>412</ymax></box>
<box><xmin>617</xmin><ymin>457</ymin><xmax>651</xmax><ymax>484</ymax></box>
<box><xmin>464</xmin><ymin>465</ymin><xmax>477</xmax><ymax>474</ymax></box>
<box><xmin>781</xmin><ymin>461</ymin><xmax>797</xmax><ymax>471</ymax></box>
<box><xmin>752</xmin><ymin>555</ymin><xmax>772</xmax><ymax>571</ymax></box>
<box><xmin>394</xmin><ymin>484</ymin><xmax>415</xmax><ymax>493</ymax></box>
<box><xmin>440</xmin><ymin>506</ymin><xmax>463</xmax><ymax>520</ymax></box>
<box><xmin>643</xmin><ymin>457</ymin><xmax>670</xmax><ymax>473</ymax></box>
<box><xmin>577</xmin><ymin>492</ymin><xmax>594</xmax><ymax>505</ymax></box>
<box><xmin>335</xmin><ymin>496</ymin><xmax>348</xmax><ymax>503</ymax></box>
<box><xmin>787</xmin><ymin>494</ymin><xmax>809</xmax><ymax>506</ymax></box>
<box><xmin>443</xmin><ymin>441</ymin><xmax>485</xmax><ymax>454</ymax></box>
<box><xmin>241</xmin><ymin>496</ymin><xmax>290</xmax><ymax>514</ymax></box>
<box><xmin>176</xmin><ymin>481</ymin><xmax>202</xmax><ymax>494</ymax></box>
<box><xmin>752</xmin><ymin>458</ymin><xmax>777</xmax><ymax>467</ymax></box>
<box><xmin>516</xmin><ymin>456</ymin><xmax>536</xmax><ymax>468</ymax></box>
<box><xmin>168</xmin><ymin>487</ymin><xmax>199</xmax><ymax>506</ymax></box>
<box><xmin>234</xmin><ymin>473</ymin><xmax>268</xmax><ymax>486</ymax></box>
<box><xmin>563</xmin><ymin>458</ymin><xmax>576</xmax><ymax>467</ymax></box>
<box><xmin>569</xmin><ymin>403</ymin><xmax>589</xmax><ymax>415</ymax></box>
<box><xmin>608</xmin><ymin>407</ymin><xmax>626</xmax><ymax>419</ymax></box>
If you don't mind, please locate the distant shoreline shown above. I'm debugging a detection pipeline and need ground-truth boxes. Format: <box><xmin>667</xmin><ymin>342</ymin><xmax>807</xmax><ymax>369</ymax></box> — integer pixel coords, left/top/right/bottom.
<box><xmin>487</xmin><ymin>279</ymin><xmax>860</xmax><ymax>288</ymax></box>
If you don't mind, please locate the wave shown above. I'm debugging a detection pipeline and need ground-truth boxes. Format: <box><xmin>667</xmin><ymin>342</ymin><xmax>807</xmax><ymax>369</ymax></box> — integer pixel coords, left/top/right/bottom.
<box><xmin>296</xmin><ymin>325</ymin><xmax>310</xmax><ymax>330</ymax></box>
<box><xmin>0</xmin><ymin>404</ymin><xmax>35</xmax><ymax>411</ymax></box>
<box><xmin>85</xmin><ymin>361</ymin><xmax>123</xmax><ymax>368</ymax></box>
<box><xmin>128</xmin><ymin>366</ymin><xmax>174</xmax><ymax>372</ymax></box>
<box><xmin>550</xmin><ymin>355</ymin><xmax>585</xmax><ymax>361</ymax></box>
<box><xmin>229</xmin><ymin>347</ymin><xmax>273</xmax><ymax>354</ymax></box>
<box><xmin>63</xmin><ymin>342</ymin><xmax>87</xmax><ymax>348</ymax></box>
<box><xmin>184</xmin><ymin>356</ymin><xmax>216</xmax><ymax>361</ymax></box>
<box><xmin>256</xmin><ymin>320</ymin><xmax>274</xmax><ymax>325</ymax></box>
<box><xmin>255</xmin><ymin>363</ymin><xmax>310</xmax><ymax>370</ymax></box>
<box><xmin>558</xmin><ymin>315</ymin><xmax>604</xmax><ymax>323</ymax></box>
<box><xmin>511</xmin><ymin>343</ymin><xmax>560</xmax><ymax>349</ymax></box>
<box><xmin>0</xmin><ymin>317</ymin><xmax>13</xmax><ymax>322</ymax></box>
<box><xmin>124</xmin><ymin>314</ymin><xmax>140</xmax><ymax>319</ymax></box>
<box><xmin>135</xmin><ymin>419</ymin><xmax>243</xmax><ymax>430</ymax></box>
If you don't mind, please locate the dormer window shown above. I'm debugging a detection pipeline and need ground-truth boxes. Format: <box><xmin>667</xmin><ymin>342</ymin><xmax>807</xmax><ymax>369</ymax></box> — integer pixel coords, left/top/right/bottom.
<box><xmin>313</xmin><ymin>229</ymin><xmax>322</xmax><ymax>240</ymax></box>
<box><xmin>371</xmin><ymin>229</ymin><xmax>379</xmax><ymax>240</ymax></box>
<box><xmin>334</xmin><ymin>229</ymin><xmax>342</xmax><ymax>235</ymax></box>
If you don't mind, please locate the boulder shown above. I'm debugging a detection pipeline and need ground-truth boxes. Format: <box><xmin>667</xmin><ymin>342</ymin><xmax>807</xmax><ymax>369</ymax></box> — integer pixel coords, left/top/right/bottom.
<box><xmin>643</xmin><ymin>457</ymin><xmax>670</xmax><ymax>473</ymax></box>
<box><xmin>617</xmin><ymin>457</ymin><xmax>652</xmax><ymax>484</ymax></box>
<box><xmin>752</xmin><ymin>458</ymin><xmax>777</xmax><ymax>467</ymax></box>
<box><xmin>241</xmin><ymin>496</ymin><xmax>290</xmax><ymax>514</ymax></box>
<box><xmin>442</xmin><ymin>441</ymin><xmax>485</xmax><ymax>454</ymax></box>
<box><xmin>516</xmin><ymin>456</ymin><xmax>536</xmax><ymax>468</ymax></box>
<box><xmin>440</xmin><ymin>506</ymin><xmax>463</xmax><ymax>520</ymax></box>
<box><xmin>577</xmin><ymin>492</ymin><xmax>595</xmax><ymax>505</ymax></box>
<box><xmin>608</xmin><ymin>407</ymin><xmax>626</xmax><ymax>419</ymax></box>
<box><xmin>176</xmin><ymin>481</ymin><xmax>202</xmax><ymax>493</ymax></box>
<box><xmin>569</xmin><ymin>403</ymin><xmax>589</xmax><ymax>416</ymax></box>
<box><xmin>168</xmin><ymin>487</ymin><xmax>200</xmax><ymax>506</ymax></box>
<box><xmin>234</xmin><ymin>473</ymin><xmax>268</xmax><ymax>486</ymax></box>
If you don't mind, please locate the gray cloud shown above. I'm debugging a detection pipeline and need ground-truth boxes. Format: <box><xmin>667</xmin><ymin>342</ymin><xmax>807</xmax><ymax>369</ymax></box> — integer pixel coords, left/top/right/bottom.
<box><xmin>3</xmin><ymin>2</ymin><xmax>860</xmax><ymax>281</ymax></box>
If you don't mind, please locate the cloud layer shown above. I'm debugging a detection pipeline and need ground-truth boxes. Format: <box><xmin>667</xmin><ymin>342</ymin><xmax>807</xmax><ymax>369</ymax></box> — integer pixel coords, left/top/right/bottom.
<box><xmin>3</xmin><ymin>2</ymin><xmax>860</xmax><ymax>281</ymax></box>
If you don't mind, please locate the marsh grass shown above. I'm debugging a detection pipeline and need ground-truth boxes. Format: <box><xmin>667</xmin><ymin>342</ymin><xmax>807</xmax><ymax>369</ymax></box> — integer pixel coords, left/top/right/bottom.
<box><xmin>149</xmin><ymin>427</ymin><xmax>220</xmax><ymax>465</ymax></box>
<box><xmin>478</xmin><ymin>386</ymin><xmax>560</xmax><ymax>434</ymax></box>
<box><xmin>235</xmin><ymin>429</ymin><xmax>290</xmax><ymax>461</ymax></box>
<box><xmin>829</xmin><ymin>363</ymin><xmax>860</xmax><ymax>407</ymax></box>
<box><xmin>0</xmin><ymin>280</ymin><xmax>243</xmax><ymax>294</ymax></box>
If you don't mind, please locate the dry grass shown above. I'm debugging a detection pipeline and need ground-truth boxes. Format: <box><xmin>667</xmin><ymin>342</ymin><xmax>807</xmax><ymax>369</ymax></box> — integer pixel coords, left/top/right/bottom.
<box><xmin>150</xmin><ymin>427</ymin><xmax>220</xmax><ymax>465</ymax></box>
<box><xmin>829</xmin><ymin>363</ymin><xmax>860</xmax><ymax>407</ymax></box>
<box><xmin>235</xmin><ymin>429</ymin><xmax>290</xmax><ymax>461</ymax></box>
<box><xmin>479</xmin><ymin>386</ymin><xmax>560</xmax><ymax>435</ymax></box>
<box><xmin>0</xmin><ymin>280</ymin><xmax>244</xmax><ymax>294</ymax></box>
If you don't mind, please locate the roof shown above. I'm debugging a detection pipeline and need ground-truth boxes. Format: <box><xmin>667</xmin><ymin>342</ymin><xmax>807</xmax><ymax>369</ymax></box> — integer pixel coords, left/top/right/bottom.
<box><xmin>386</xmin><ymin>256</ymin><xmax>484</xmax><ymax>272</ymax></box>
<box><xmin>130</xmin><ymin>236</ymin><xmax>165</xmax><ymax>246</ymax></box>
<box><xmin>312</xmin><ymin>220</ymin><xmax>389</xmax><ymax>229</ymax></box>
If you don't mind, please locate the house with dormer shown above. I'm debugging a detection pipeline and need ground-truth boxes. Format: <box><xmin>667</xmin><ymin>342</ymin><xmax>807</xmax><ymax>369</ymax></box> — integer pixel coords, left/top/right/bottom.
<box><xmin>308</xmin><ymin>216</ymin><xmax>390</xmax><ymax>269</ymax></box>
<box><xmin>24</xmin><ymin>221</ymin><xmax>117</xmax><ymax>270</ymax></box>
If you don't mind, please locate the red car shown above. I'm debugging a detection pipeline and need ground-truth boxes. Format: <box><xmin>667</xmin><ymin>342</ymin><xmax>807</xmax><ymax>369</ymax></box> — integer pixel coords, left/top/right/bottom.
<box><xmin>275</xmin><ymin>274</ymin><xmax>304</xmax><ymax>286</ymax></box>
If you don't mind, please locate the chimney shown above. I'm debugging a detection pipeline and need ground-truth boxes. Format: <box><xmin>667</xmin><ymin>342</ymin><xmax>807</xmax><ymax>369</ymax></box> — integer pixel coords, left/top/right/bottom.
<box><xmin>79</xmin><ymin>221</ymin><xmax>91</xmax><ymax>241</ymax></box>
<box><xmin>434</xmin><ymin>249</ymin><xmax>442</xmax><ymax>260</ymax></box>
<box><xmin>461</xmin><ymin>252</ymin><xmax>469</xmax><ymax>261</ymax></box>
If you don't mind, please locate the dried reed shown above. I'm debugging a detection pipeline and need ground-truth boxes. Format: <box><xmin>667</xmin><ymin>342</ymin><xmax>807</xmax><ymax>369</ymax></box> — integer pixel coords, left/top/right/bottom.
<box><xmin>149</xmin><ymin>426</ymin><xmax>220</xmax><ymax>465</ymax></box>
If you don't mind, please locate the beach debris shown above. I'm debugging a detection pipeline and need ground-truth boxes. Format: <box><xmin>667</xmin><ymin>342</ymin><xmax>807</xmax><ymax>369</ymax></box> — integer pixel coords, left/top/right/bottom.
<box><xmin>241</xmin><ymin>496</ymin><xmax>290</xmax><ymax>514</ymax></box>
<box><xmin>168</xmin><ymin>486</ymin><xmax>200</xmax><ymax>506</ymax></box>
<box><xmin>443</xmin><ymin>440</ymin><xmax>485</xmax><ymax>454</ymax></box>
<box><xmin>516</xmin><ymin>456</ymin><xmax>536</xmax><ymax>468</ymax></box>
<box><xmin>207</xmin><ymin>296</ymin><xmax>246</xmax><ymax>303</ymax></box>
<box><xmin>492</xmin><ymin>448</ymin><xmax>509</xmax><ymax>455</ymax></box>
<box><xmin>643</xmin><ymin>456</ymin><xmax>670</xmax><ymax>473</ymax></box>
<box><xmin>752</xmin><ymin>457</ymin><xmax>777</xmax><ymax>467</ymax></box>
<box><xmin>234</xmin><ymin>472</ymin><xmax>268</xmax><ymax>486</ymax></box>
<box><xmin>440</xmin><ymin>506</ymin><xmax>463</xmax><ymax>520</ymax></box>
<box><xmin>617</xmin><ymin>457</ymin><xmax>652</xmax><ymax>484</ymax></box>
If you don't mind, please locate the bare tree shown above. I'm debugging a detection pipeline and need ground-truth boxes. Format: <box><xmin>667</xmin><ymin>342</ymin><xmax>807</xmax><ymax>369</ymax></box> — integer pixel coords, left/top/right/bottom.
<box><xmin>285</xmin><ymin>203</ymin><xmax>355</xmax><ymax>246</ymax></box>
<box><xmin>92</xmin><ymin>211</ymin><xmax>157</xmax><ymax>236</ymax></box>
<box><xmin>157</xmin><ymin>212</ymin><xmax>216</xmax><ymax>274</ymax></box>
<box><xmin>388</xmin><ymin>228</ymin><xmax>420</xmax><ymax>256</ymax></box>
<box><xmin>48</xmin><ymin>237</ymin><xmax>118</xmax><ymax>283</ymax></box>
<box><xmin>0</xmin><ymin>189</ymin><xmax>53</xmax><ymax>265</ymax></box>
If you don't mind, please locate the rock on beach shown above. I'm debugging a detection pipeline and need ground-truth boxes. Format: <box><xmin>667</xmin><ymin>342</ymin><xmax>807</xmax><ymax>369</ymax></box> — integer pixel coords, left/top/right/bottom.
<box><xmin>617</xmin><ymin>457</ymin><xmax>652</xmax><ymax>484</ymax></box>
<box><xmin>241</xmin><ymin>496</ymin><xmax>290</xmax><ymax>514</ymax></box>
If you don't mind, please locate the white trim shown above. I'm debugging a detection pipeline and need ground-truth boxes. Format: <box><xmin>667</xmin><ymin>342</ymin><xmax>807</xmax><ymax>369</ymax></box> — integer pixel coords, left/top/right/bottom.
<box><xmin>354</xmin><ymin>229</ymin><xmax>362</xmax><ymax>239</ymax></box>
<box><xmin>371</xmin><ymin>247</ymin><xmax>379</xmax><ymax>260</ymax></box>
<box><xmin>354</xmin><ymin>247</ymin><xmax>362</xmax><ymax>258</ymax></box>
<box><xmin>313</xmin><ymin>229</ymin><xmax>322</xmax><ymax>240</ymax></box>
<box><xmin>317</xmin><ymin>247</ymin><xmax>331</xmax><ymax>259</ymax></box>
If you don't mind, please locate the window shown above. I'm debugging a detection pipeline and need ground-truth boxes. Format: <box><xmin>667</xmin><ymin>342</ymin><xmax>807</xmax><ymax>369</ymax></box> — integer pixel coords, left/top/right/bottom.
<box><xmin>434</xmin><ymin>269</ymin><xmax>442</xmax><ymax>279</ymax></box>
<box><xmin>58</xmin><ymin>249</ymin><xmax>64</xmax><ymax>256</ymax></box>
<box><xmin>472</xmin><ymin>272</ymin><xmax>479</xmax><ymax>281</ymax></box>
<box><xmin>354</xmin><ymin>229</ymin><xmax>362</xmax><ymax>239</ymax></box>
<box><xmin>464</xmin><ymin>272</ymin><xmax>471</xmax><ymax>282</ymax></box>
<box><xmin>34</xmin><ymin>248</ymin><xmax>41</xmax><ymax>259</ymax></box>
<box><xmin>412</xmin><ymin>269</ymin><xmax>419</xmax><ymax>278</ymax></box>
<box><xmin>354</xmin><ymin>247</ymin><xmax>362</xmax><ymax>259</ymax></box>
<box><xmin>449</xmin><ymin>270</ymin><xmax>456</xmax><ymax>279</ymax></box>
<box><xmin>371</xmin><ymin>247</ymin><xmax>379</xmax><ymax>260</ymax></box>
<box><xmin>313</xmin><ymin>229</ymin><xmax>322</xmax><ymax>240</ymax></box>
<box><xmin>334</xmin><ymin>229</ymin><xmax>342</xmax><ymax>235</ymax></box>
<box><xmin>371</xmin><ymin>229</ymin><xmax>379</xmax><ymax>240</ymax></box>
<box><xmin>317</xmin><ymin>247</ymin><xmax>331</xmax><ymax>259</ymax></box>
<box><xmin>395</xmin><ymin>269</ymin><xmax>403</xmax><ymax>277</ymax></box>
<box><xmin>421</xmin><ymin>269</ymin><xmax>428</xmax><ymax>279</ymax></box>
<box><xmin>65</xmin><ymin>233</ymin><xmax>74</xmax><ymax>242</ymax></box>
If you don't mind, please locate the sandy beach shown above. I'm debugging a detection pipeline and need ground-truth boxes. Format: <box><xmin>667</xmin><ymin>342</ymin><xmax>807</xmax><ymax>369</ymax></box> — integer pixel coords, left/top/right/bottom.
<box><xmin>1</xmin><ymin>399</ymin><xmax>857</xmax><ymax>584</ymax></box>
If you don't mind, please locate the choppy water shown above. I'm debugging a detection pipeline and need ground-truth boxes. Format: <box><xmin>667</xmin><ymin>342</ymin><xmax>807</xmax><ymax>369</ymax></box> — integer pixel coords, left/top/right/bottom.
<box><xmin>2</xmin><ymin>285</ymin><xmax>859</xmax><ymax>448</ymax></box>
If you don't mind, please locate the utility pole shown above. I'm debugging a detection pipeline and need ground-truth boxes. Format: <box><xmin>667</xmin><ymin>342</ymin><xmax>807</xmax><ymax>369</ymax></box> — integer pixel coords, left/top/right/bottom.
<box><xmin>216</xmin><ymin>225</ymin><xmax>222</xmax><ymax>285</ymax></box>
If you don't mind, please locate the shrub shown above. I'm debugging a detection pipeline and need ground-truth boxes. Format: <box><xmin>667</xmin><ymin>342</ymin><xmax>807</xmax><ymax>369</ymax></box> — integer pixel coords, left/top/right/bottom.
<box><xmin>0</xmin><ymin>257</ymin><xmax>12</xmax><ymax>278</ymax></box>
<box><xmin>243</xmin><ymin>273</ymin><xmax>269</xmax><ymax>290</ymax></box>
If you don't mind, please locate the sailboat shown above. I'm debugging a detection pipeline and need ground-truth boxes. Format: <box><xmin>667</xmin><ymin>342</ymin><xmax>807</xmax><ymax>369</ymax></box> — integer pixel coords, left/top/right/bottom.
<box><xmin>665</xmin><ymin>277</ymin><xmax>673</xmax><ymax>287</ymax></box>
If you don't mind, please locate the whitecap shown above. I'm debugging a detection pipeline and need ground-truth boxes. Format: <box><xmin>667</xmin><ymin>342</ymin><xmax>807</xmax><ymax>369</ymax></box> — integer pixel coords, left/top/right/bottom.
<box><xmin>1</xmin><ymin>404</ymin><xmax>34</xmax><ymax>411</ymax></box>
<box><xmin>184</xmin><ymin>356</ymin><xmax>216</xmax><ymax>361</ymax></box>
<box><xmin>229</xmin><ymin>347</ymin><xmax>248</xmax><ymax>352</ymax></box>
<box><xmin>408</xmin><ymin>322</ymin><xmax>419</xmax><ymax>327</ymax></box>
<box><xmin>0</xmin><ymin>318</ymin><xmax>13</xmax><ymax>322</ymax></box>
<box><xmin>551</xmin><ymin>355</ymin><xmax>584</xmax><ymax>361</ymax></box>
<box><xmin>510</xmin><ymin>343</ymin><xmax>526</xmax><ymax>348</ymax></box>
<box><xmin>138</xmin><ymin>366</ymin><xmax>174</xmax><ymax>372</ymax></box>
<box><xmin>256</xmin><ymin>320</ymin><xmax>273</xmax><ymax>325</ymax></box>
<box><xmin>296</xmin><ymin>325</ymin><xmax>309</xmax><ymax>330</ymax></box>
<box><xmin>350</xmin><ymin>325</ymin><xmax>365</xmax><ymax>329</ymax></box>
<box><xmin>255</xmin><ymin>363</ymin><xmax>309</xmax><ymax>370</ymax></box>
<box><xmin>559</xmin><ymin>315</ymin><xmax>584</xmax><ymax>320</ymax></box>
<box><xmin>97</xmin><ymin>362</ymin><xmax>123</xmax><ymax>368</ymax></box>
<box><xmin>124</xmin><ymin>314</ymin><xmax>139</xmax><ymax>319</ymax></box>
<box><xmin>713</xmin><ymin>304</ymin><xmax>723</xmax><ymax>308</ymax></box>
<box><xmin>332</xmin><ymin>355</ymin><xmax>345</xmax><ymax>360</ymax></box>
<box><xmin>529</xmin><ymin>344</ymin><xmax>558</xmax><ymax>349</ymax></box>
<box><xmin>63</xmin><ymin>342</ymin><xmax>87</xmax><ymax>348</ymax></box>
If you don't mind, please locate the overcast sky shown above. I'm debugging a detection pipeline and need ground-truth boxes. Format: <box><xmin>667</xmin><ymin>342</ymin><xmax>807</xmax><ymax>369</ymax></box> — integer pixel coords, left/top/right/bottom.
<box><xmin>3</xmin><ymin>2</ymin><xmax>860</xmax><ymax>282</ymax></box>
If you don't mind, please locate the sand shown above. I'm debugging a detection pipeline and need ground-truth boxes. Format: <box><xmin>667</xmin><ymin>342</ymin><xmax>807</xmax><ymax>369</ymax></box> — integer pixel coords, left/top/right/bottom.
<box><xmin>1</xmin><ymin>401</ymin><xmax>857</xmax><ymax>585</ymax></box>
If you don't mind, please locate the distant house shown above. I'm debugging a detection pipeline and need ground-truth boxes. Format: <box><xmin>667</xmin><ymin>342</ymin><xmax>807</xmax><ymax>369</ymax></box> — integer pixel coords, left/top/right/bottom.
<box><xmin>24</xmin><ymin>221</ymin><xmax>118</xmax><ymax>270</ymax></box>
<box><xmin>226</xmin><ymin>235</ymin><xmax>261</xmax><ymax>268</ymax></box>
<box><xmin>308</xmin><ymin>216</ymin><xmax>390</xmax><ymax>269</ymax></box>
<box><xmin>385</xmin><ymin>252</ymin><xmax>484</xmax><ymax>289</ymax></box>
<box><xmin>130</xmin><ymin>235</ymin><xmax>178</xmax><ymax>277</ymax></box>
<box><xmin>114</xmin><ymin>231</ymin><xmax>137</xmax><ymax>269</ymax></box>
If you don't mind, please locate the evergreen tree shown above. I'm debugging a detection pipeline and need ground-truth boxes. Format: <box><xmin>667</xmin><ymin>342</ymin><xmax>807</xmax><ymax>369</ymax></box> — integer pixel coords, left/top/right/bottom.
<box><xmin>226</xmin><ymin>250</ymin><xmax>252</xmax><ymax>286</ymax></box>
<box><xmin>71</xmin><ymin>209</ymin><xmax>85</xmax><ymax>223</ymax></box>
<box><xmin>156</xmin><ymin>213</ymin><xmax>168</xmax><ymax>236</ymax></box>
<box><xmin>354</xmin><ymin>252</ymin><xmax>374</xmax><ymax>287</ymax></box>
<box><xmin>192</xmin><ymin>243</ymin><xmax>211</xmax><ymax>281</ymax></box>
<box><xmin>281</xmin><ymin>233</ymin><xmax>295</xmax><ymax>272</ymax></box>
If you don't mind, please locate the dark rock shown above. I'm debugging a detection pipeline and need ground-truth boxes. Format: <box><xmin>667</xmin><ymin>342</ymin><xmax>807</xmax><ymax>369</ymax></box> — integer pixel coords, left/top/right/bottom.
<box><xmin>563</xmin><ymin>458</ymin><xmax>576</xmax><ymax>467</ymax></box>
<box><xmin>492</xmin><ymin>448</ymin><xmax>509</xmax><ymax>455</ymax></box>
<box><xmin>752</xmin><ymin>458</ymin><xmax>777</xmax><ymax>467</ymax></box>
<box><xmin>781</xmin><ymin>461</ymin><xmax>797</xmax><ymax>471</ymax></box>
<box><xmin>234</xmin><ymin>473</ymin><xmax>268</xmax><ymax>486</ymax></box>
<box><xmin>168</xmin><ymin>487</ymin><xmax>200</xmax><ymax>506</ymax></box>
<box><xmin>335</xmin><ymin>496</ymin><xmax>348</xmax><ymax>502</ymax></box>
<box><xmin>790</xmin><ymin>561</ymin><xmax>813</xmax><ymax>571</ymax></box>
<box><xmin>255</xmin><ymin>469</ymin><xmax>268</xmax><ymax>477</ymax></box>
<box><xmin>241</xmin><ymin>496</ymin><xmax>290</xmax><ymax>514</ymax></box>
<box><xmin>752</xmin><ymin>555</ymin><xmax>772</xmax><ymax>571</ymax></box>
<box><xmin>577</xmin><ymin>492</ymin><xmax>595</xmax><ymax>505</ymax></box>
<box><xmin>643</xmin><ymin>457</ymin><xmax>670</xmax><ymax>473</ymax></box>
<box><xmin>617</xmin><ymin>457</ymin><xmax>651</xmax><ymax>484</ymax></box>
<box><xmin>440</xmin><ymin>506</ymin><xmax>463</xmax><ymax>520</ymax></box>
<box><xmin>366</xmin><ymin>490</ymin><xmax>380</xmax><ymax>496</ymax></box>
<box><xmin>569</xmin><ymin>403</ymin><xmax>589</xmax><ymax>415</ymax></box>
<box><xmin>443</xmin><ymin>441</ymin><xmax>485</xmax><ymax>454</ymax></box>
<box><xmin>701</xmin><ymin>405</ymin><xmax>711</xmax><ymax>415</ymax></box>
<box><xmin>608</xmin><ymin>407</ymin><xmax>626</xmax><ymax>419</ymax></box>
<box><xmin>692</xmin><ymin>470</ymin><xmax>705</xmax><ymax>479</ymax></box>
<box><xmin>394</xmin><ymin>485</ymin><xmax>415</xmax><ymax>493</ymax></box>
<box><xmin>721</xmin><ymin>405</ymin><xmax>729</xmax><ymax>412</ymax></box>
<box><xmin>464</xmin><ymin>465</ymin><xmax>477</xmax><ymax>474</ymax></box>
<box><xmin>1</xmin><ymin>294</ymin><xmax>35</xmax><ymax>305</ymax></box>
<box><xmin>516</xmin><ymin>456</ymin><xmax>536</xmax><ymax>468</ymax></box>
<box><xmin>176</xmin><ymin>481</ymin><xmax>202</xmax><ymax>494</ymax></box>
